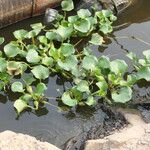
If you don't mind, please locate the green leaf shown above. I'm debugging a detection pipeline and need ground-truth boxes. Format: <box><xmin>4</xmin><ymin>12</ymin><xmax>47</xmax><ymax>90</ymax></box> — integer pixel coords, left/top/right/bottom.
<box><xmin>68</xmin><ymin>15</ymin><xmax>79</xmax><ymax>23</ymax></box>
<box><xmin>14</xmin><ymin>99</ymin><xmax>28</xmax><ymax>114</ymax></box>
<box><xmin>26</xmin><ymin>29</ymin><xmax>41</xmax><ymax>38</ymax></box>
<box><xmin>85</xmin><ymin>96</ymin><xmax>95</xmax><ymax>106</ymax></box>
<box><xmin>46</xmin><ymin>32</ymin><xmax>61</xmax><ymax>41</ymax></box>
<box><xmin>60</xmin><ymin>43</ymin><xmax>75</xmax><ymax>57</ymax></box>
<box><xmin>0</xmin><ymin>37</ymin><xmax>4</xmax><ymax>45</ymax></box>
<box><xmin>30</xmin><ymin>23</ymin><xmax>44</xmax><ymax>30</ymax></box>
<box><xmin>13</xmin><ymin>29</ymin><xmax>28</xmax><ymax>40</ymax></box>
<box><xmin>26</xmin><ymin>49</ymin><xmax>40</xmax><ymax>64</ymax></box>
<box><xmin>82</xmin><ymin>55</ymin><xmax>98</xmax><ymax>71</ymax></box>
<box><xmin>71</xmin><ymin>87</ymin><xmax>83</xmax><ymax>101</ymax></box>
<box><xmin>76</xmin><ymin>80</ymin><xmax>90</xmax><ymax>93</ymax></box>
<box><xmin>83</xmin><ymin>47</ymin><xmax>92</xmax><ymax>56</ymax></box>
<box><xmin>96</xmin><ymin>80</ymin><xmax>108</xmax><ymax>97</ymax></box>
<box><xmin>143</xmin><ymin>50</ymin><xmax>150</xmax><ymax>62</ymax></box>
<box><xmin>22</xmin><ymin>74</ymin><xmax>36</xmax><ymax>85</ymax></box>
<box><xmin>4</xmin><ymin>43</ymin><xmax>20</xmax><ymax>57</ymax></box>
<box><xmin>77</xmin><ymin>9</ymin><xmax>91</xmax><ymax>19</ymax></box>
<box><xmin>74</xmin><ymin>19</ymin><xmax>91</xmax><ymax>33</ymax></box>
<box><xmin>89</xmin><ymin>33</ymin><xmax>104</xmax><ymax>46</ymax></box>
<box><xmin>137</xmin><ymin>66</ymin><xmax>150</xmax><ymax>81</ymax></box>
<box><xmin>100</xmin><ymin>23</ymin><xmax>113</xmax><ymax>34</ymax></box>
<box><xmin>38</xmin><ymin>36</ymin><xmax>48</xmax><ymax>44</ymax></box>
<box><xmin>120</xmin><ymin>74</ymin><xmax>137</xmax><ymax>86</ymax></box>
<box><xmin>62</xmin><ymin>91</ymin><xmax>78</xmax><ymax>107</ymax></box>
<box><xmin>11</xmin><ymin>82</ymin><xmax>24</xmax><ymax>93</ymax></box>
<box><xmin>61</xmin><ymin>0</ymin><xmax>74</xmax><ymax>11</ymax></box>
<box><xmin>98</xmin><ymin>56</ymin><xmax>110</xmax><ymax>69</ymax></box>
<box><xmin>57</xmin><ymin>55</ymin><xmax>78</xmax><ymax>71</ymax></box>
<box><xmin>49</xmin><ymin>47</ymin><xmax>60</xmax><ymax>61</ymax></box>
<box><xmin>42</xmin><ymin>56</ymin><xmax>54</xmax><ymax>67</ymax></box>
<box><xmin>110</xmin><ymin>14</ymin><xmax>117</xmax><ymax>22</ymax></box>
<box><xmin>35</xmin><ymin>83</ymin><xmax>47</xmax><ymax>95</ymax></box>
<box><xmin>31</xmin><ymin>65</ymin><xmax>50</xmax><ymax>80</ymax></box>
<box><xmin>112</xmin><ymin>86</ymin><xmax>132</xmax><ymax>103</ymax></box>
<box><xmin>110</xmin><ymin>59</ymin><xmax>128</xmax><ymax>75</ymax></box>
<box><xmin>57</xmin><ymin>25</ymin><xmax>73</xmax><ymax>40</ymax></box>
<box><xmin>0</xmin><ymin>72</ymin><xmax>11</xmax><ymax>84</ymax></box>
<box><xmin>0</xmin><ymin>58</ymin><xmax>7</xmax><ymax>72</ymax></box>
<box><xmin>20</xmin><ymin>94</ymin><xmax>32</xmax><ymax>103</ymax></box>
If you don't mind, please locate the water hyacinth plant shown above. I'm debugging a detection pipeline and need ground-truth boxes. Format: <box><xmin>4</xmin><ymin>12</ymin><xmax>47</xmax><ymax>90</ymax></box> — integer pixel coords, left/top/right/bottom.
<box><xmin>0</xmin><ymin>0</ymin><xmax>149</xmax><ymax>115</ymax></box>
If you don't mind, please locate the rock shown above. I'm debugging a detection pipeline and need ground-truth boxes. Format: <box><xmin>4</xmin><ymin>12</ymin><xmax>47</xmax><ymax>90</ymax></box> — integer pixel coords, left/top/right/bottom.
<box><xmin>0</xmin><ymin>131</ymin><xmax>61</xmax><ymax>150</ymax></box>
<box><xmin>85</xmin><ymin>109</ymin><xmax>150</xmax><ymax>150</ymax></box>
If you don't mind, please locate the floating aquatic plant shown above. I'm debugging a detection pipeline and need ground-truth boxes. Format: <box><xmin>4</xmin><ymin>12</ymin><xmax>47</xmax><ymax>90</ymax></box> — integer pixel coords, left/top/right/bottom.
<box><xmin>0</xmin><ymin>0</ymin><xmax>149</xmax><ymax>115</ymax></box>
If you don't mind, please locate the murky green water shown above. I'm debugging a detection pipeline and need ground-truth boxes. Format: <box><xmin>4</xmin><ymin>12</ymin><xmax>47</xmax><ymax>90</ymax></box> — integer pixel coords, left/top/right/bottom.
<box><xmin>0</xmin><ymin>0</ymin><xmax>150</xmax><ymax>149</ymax></box>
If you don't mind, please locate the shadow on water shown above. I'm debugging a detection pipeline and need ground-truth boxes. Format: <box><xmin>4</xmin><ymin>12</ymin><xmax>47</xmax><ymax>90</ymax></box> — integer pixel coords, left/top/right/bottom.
<box><xmin>0</xmin><ymin>0</ymin><xmax>150</xmax><ymax>149</ymax></box>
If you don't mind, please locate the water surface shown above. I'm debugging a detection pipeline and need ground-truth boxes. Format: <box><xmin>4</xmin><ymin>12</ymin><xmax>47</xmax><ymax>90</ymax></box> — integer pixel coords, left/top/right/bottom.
<box><xmin>0</xmin><ymin>0</ymin><xmax>150</xmax><ymax>149</ymax></box>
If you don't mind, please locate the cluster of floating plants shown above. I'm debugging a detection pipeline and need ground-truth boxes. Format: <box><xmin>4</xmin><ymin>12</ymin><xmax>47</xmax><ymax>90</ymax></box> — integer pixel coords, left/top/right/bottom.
<box><xmin>0</xmin><ymin>0</ymin><xmax>149</xmax><ymax>115</ymax></box>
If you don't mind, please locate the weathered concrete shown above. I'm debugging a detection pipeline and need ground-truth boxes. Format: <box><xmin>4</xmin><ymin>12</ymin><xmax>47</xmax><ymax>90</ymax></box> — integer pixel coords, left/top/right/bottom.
<box><xmin>0</xmin><ymin>131</ymin><xmax>61</xmax><ymax>150</ymax></box>
<box><xmin>0</xmin><ymin>0</ymin><xmax>62</xmax><ymax>28</ymax></box>
<box><xmin>85</xmin><ymin>109</ymin><xmax>150</xmax><ymax>150</ymax></box>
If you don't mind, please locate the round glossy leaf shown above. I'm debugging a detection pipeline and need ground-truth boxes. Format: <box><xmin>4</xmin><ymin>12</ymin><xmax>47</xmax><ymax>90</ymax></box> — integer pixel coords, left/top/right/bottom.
<box><xmin>61</xmin><ymin>0</ymin><xmax>74</xmax><ymax>11</ymax></box>
<box><xmin>30</xmin><ymin>23</ymin><xmax>44</xmax><ymax>30</ymax></box>
<box><xmin>96</xmin><ymin>81</ymin><xmax>108</xmax><ymax>97</ymax></box>
<box><xmin>100</xmin><ymin>24</ymin><xmax>113</xmax><ymax>35</ymax></box>
<box><xmin>42</xmin><ymin>56</ymin><xmax>54</xmax><ymax>67</ymax></box>
<box><xmin>22</xmin><ymin>74</ymin><xmax>36</xmax><ymax>85</ymax></box>
<box><xmin>57</xmin><ymin>25</ymin><xmax>73</xmax><ymax>40</ymax></box>
<box><xmin>77</xmin><ymin>9</ymin><xmax>91</xmax><ymax>19</ymax></box>
<box><xmin>89</xmin><ymin>33</ymin><xmax>104</xmax><ymax>46</ymax></box>
<box><xmin>98</xmin><ymin>56</ymin><xmax>110</xmax><ymax>69</ymax></box>
<box><xmin>38</xmin><ymin>36</ymin><xmax>48</xmax><ymax>44</ymax></box>
<box><xmin>62</xmin><ymin>92</ymin><xmax>78</xmax><ymax>107</ymax></box>
<box><xmin>74</xmin><ymin>19</ymin><xmax>91</xmax><ymax>33</ymax></box>
<box><xmin>57</xmin><ymin>55</ymin><xmax>78</xmax><ymax>71</ymax></box>
<box><xmin>26</xmin><ymin>49</ymin><xmax>40</xmax><ymax>64</ymax></box>
<box><xmin>85</xmin><ymin>96</ymin><xmax>95</xmax><ymax>106</ymax></box>
<box><xmin>46</xmin><ymin>32</ymin><xmax>61</xmax><ymax>41</ymax></box>
<box><xmin>110</xmin><ymin>59</ymin><xmax>128</xmax><ymax>75</ymax></box>
<box><xmin>68</xmin><ymin>15</ymin><xmax>79</xmax><ymax>23</ymax></box>
<box><xmin>35</xmin><ymin>83</ymin><xmax>47</xmax><ymax>95</ymax></box>
<box><xmin>31</xmin><ymin>65</ymin><xmax>50</xmax><ymax>80</ymax></box>
<box><xmin>26</xmin><ymin>29</ymin><xmax>41</xmax><ymax>38</ymax></box>
<box><xmin>14</xmin><ymin>99</ymin><xmax>28</xmax><ymax>114</ymax></box>
<box><xmin>11</xmin><ymin>82</ymin><xmax>24</xmax><ymax>93</ymax></box>
<box><xmin>76</xmin><ymin>80</ymin><xmax>90</xmax><ymax>93</ymax></box>
<box><xmin>20</xmin><ymin>94</ymin><xmax>32</xmax><ymax>103</ymax></box>
<box><xmin>60</xmin><ymin>43</ymin><xmax>75</xmax><ymax>57</ymax></box>
<box><xmin>82</xmin><ymin>55</ymin><xmax>98</xmax><ymax>71</ymax></box>
<box><xmin>4</xmin><ymin>43</ymin><xmax>20</xmax><ymax>57</ymax></box>
<box><xmin>112</xmin><ymin>86</ymin><xmax>132</xmax><ymax>103</ymax></box>
<box><xmin>137</xmin><ymin>66</ymin><xmax>150</xmax><ymax>81</ymax></box>
<box><xmin>13</xmin><ymin>29</ymin><xmax>28</xmax><ymax>40</ymax></box>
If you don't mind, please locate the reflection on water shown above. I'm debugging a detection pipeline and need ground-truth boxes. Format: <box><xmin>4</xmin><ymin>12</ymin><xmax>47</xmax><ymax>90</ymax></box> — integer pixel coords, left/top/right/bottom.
<box><xmin>0</xmin><ymin>0</ymin><xmax>150</xmax><ymax>149</ymax></box>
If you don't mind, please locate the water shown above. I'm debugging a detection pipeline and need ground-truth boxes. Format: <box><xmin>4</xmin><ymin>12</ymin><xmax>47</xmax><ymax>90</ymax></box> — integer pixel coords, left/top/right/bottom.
<box><xmin>0</xmin><ymin>0</ymin><xmax>150</xmax><ymax>149</ymax></box>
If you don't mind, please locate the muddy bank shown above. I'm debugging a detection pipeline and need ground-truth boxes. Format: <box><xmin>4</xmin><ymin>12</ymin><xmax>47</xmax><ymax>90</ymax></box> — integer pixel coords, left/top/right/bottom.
<box><xmin>63</xmin><ymin>106</ymin><xmax>127</xmax><ymax>150</ymax></box>
<box><xmin>85</xmin><ymin>109</ymin><xmax>150</xmax><ymax>150</ymax></box>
